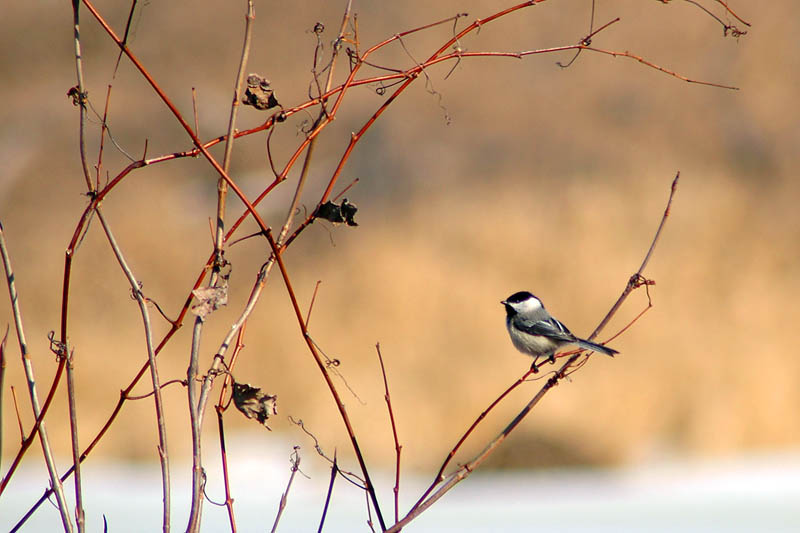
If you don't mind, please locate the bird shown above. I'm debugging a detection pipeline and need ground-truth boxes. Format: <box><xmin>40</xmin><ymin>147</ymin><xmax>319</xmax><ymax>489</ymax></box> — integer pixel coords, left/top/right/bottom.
<box><xmin>501</xmin><ymin>290</ymin><xmax>618</xmax><ymax>372</ymax></box>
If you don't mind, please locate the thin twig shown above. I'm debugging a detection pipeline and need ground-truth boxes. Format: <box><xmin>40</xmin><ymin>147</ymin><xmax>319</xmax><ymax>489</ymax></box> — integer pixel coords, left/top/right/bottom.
<box><xmin>332</xmin><ymin>178</ymin><xmax>360</xmax><ymax>202</ymax></box>
<box><xmin>606</xmin><ymin>302</ymin><xmax>653</xmax><ymax>343</ymax></box>
<box><xmin>375</xmin><ymin>343</ymin><xmax>402</xmax><ymax>524</ymax></box>
<box><xmin>395</xmin><ymin>44</ymin><xmax>739</xmax><ymax>90</ymax></box>
<box><xmin>667</xmin><ymin>0</ymin><xmax>750</xmax><ymax>30</ymax></box>
<box><xmin>72</xmin><ymin>0</ymin><xmax>94</xmax><ymax>193</ymax></box>
<box><xmin>710</xmin><ymin>0</ymin><xmax>750</xmax><ymax>26</ymax></box>
<box><xmin>288</xmin><ymin>417</ymin><xmax>364</xmax><ymax>487</ymax></box>
<box><xmin>125</xmin><ymin>379</ymin><xmax>186</xmax><ymax>401</ymax></box>
<box><xmin>216</xmin><ymin>321</ymin><xmax>247</xmax><ymax>411</ymax></box>
<box><xmin>590</xmin><ymin>172</ymin><xmax>680</xmax><ymax>339</ymax></box>
<box><xmin>95</xmin><ymin>85</ymin><xmax>112</xmax><ymax>190</ymax></box>
<box><xmin>305</xmin><ymin>280</ymin><xmax>323</xmax><ymax>327</ymax></box>
<box><xmin>11</xmin><ymin>386</ymin><xmax>24</xmax><ymax>442</ymax></box>
<box><xmin>112</xmin><ymin>0</ymin><xmax>139</xmax><ymax>75</ymax></box>
<box><xmin>192</xmin><ymin>87</ymin><xmax>200</xmax><ymax>137</ymax></box>
<box><xmin>215</xmin><ymin>406</ymin><xmax>237</xmax><ymax>533</ymax></box>
<box><xmin>270</xmin><ymin>448</ymin><xmax>302</xmax><ymax>533</ymax></box>
<box><xmin>307</xmin><ymin>335</ymin><xmax>365</xmax><ymax>405</ymax></box>
<box><xmin>317</xmin><ymin>453</ymin><xmax>339</xmax><ymax>533</ymax></box>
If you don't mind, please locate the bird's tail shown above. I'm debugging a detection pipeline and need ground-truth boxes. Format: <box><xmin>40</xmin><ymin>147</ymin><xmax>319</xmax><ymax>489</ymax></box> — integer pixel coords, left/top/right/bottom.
<box><xmin>575</xmin><ymin>338</ymin><xmax>618</xmax><ymax>357</ymax></box>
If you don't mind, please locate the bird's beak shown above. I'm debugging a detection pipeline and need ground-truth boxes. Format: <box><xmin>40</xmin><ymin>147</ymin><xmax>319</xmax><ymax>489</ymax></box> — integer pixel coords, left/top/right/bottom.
<box><xmin>500</xmin><ymin>300</ymin><xmax>507</xmax><ymax>305</ymax></box>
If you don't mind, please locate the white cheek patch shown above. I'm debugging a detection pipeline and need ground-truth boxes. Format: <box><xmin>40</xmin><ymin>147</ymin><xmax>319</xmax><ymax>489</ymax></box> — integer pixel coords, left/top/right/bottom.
<box><xmin>520</xmin><ymin>298</ymin><xmax>542</xmax><ymax>313</ymax></box>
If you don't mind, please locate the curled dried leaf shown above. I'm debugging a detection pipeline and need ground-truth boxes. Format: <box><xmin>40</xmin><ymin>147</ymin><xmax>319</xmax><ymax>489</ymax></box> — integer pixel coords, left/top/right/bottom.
<box><xmin>232</xmin><ymin>382</ymin><xmax>278</xmax><ymax>429</ymax></box>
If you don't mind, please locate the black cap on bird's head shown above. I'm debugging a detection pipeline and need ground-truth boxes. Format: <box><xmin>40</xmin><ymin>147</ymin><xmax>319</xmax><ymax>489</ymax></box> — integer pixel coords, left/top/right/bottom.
<box><xmin>501</xmin><ymin>291</ymin><xmax>543</xmax><ymax>317</ymax></box>
<box><xmin>503</xmin><ymin>291</ymin><xmax>537</xmax><ymax>304</ymax></box>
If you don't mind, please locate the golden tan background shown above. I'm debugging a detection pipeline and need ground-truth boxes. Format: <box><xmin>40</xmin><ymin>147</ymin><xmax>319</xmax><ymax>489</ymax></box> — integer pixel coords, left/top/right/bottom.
<box><xmin>1</xmin><ymin>0</ymin><xmax>797</xmax><ymax>476</ymax></box>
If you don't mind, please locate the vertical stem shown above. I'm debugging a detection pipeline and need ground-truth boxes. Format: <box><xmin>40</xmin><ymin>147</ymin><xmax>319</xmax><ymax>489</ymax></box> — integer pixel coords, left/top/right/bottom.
<box><xmin>0</xmin><ymin>222</ymin><xmax>74</xmax><ymax>533</ymax></box>
<box><xmin>187</xmin><ymin>2</ymin><xmax>255</xmax><ymax>531</ymax></box>
<box><xmin>376</xmin><ymin>344</ymin><xmax>401</xmax><ymax>524</ymax></box>
<box><xmin>95</xmin><ymin>208</ymin><xmax>171</xmax><ymax>532</ymax></box>
<box><xmin>72</xmin><ymin>0</ymin><xmax>94</xmax><ymax>193</ymax></box>
<box><xmin>65</xmin><ymin>347</ymin><xmax>85</xmax><ymax>533</ymax></box>
<box><xmin>186</xmin><ymin>316</ymin><xmax>204</xmax><ymax>532</ymax></box>
<box><xmin>215</xmin><ymin>0</ymin><xmax>255</xmax><ymax>258</ymax></box>
<box><xmin>67</xmin><ymin>3</ymin><xmax>94</xmax><ymax>527</ymax></box>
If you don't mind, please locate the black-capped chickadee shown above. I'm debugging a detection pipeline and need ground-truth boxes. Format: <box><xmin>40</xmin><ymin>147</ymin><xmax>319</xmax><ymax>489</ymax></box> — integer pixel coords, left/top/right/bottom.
<box><xmin>501</xmin><ymin>291</ymin><xmax>618</xmax><ymax>371</ymax></box>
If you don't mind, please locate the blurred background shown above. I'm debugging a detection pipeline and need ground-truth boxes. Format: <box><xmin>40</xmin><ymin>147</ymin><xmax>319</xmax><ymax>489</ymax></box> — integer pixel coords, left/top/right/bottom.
<box><xmin>1</xmin><ymin>0</ymin><xmax>799</xmax><ymax>530</ymax></box>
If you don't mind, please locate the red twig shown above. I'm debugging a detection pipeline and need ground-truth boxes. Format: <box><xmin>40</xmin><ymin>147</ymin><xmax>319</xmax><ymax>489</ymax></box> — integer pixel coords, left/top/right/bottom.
<box><xmin>375</xmin><ymin>343</ymin><xmax>402</xmax><ymax>524</ymax></box>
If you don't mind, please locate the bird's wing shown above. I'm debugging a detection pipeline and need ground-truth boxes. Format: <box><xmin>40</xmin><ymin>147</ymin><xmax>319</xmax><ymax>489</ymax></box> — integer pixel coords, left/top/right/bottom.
<box><xmin>516</xmin><ymin>316</ymin><xmax>576</xmax><ymax>342</ymax></box>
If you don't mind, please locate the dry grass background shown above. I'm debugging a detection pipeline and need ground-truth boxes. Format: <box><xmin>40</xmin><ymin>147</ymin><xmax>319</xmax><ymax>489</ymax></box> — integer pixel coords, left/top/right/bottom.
<box><xmin>1</xmin><ymin>0</ymin><xmax>798</xmax><ymax>478</ymax></box>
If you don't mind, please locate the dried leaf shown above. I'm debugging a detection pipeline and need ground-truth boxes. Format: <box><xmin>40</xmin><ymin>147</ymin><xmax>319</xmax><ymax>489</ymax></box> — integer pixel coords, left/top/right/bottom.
<box><xmin>232</xmin><ymin>382</ymin><xmax>278</xmax><ymax>429</ymax></box>
<box><xmin>316</xmin><ymin>198</ymin><xmax>358</xmax><ymax>227</ymax></box>
<box><xmin>191</xmin><ymin>280</ymin><xmax>228</xmax><ymax>321</ymax></box>
<box><xmin>242</xmin><ymin>74</ymin><xmax>279</xmax><ymax>110</ymax></box>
